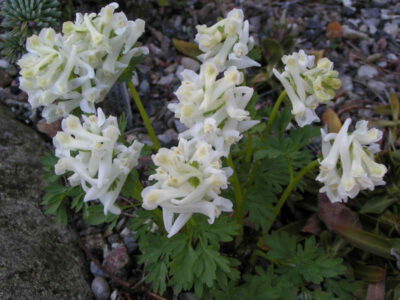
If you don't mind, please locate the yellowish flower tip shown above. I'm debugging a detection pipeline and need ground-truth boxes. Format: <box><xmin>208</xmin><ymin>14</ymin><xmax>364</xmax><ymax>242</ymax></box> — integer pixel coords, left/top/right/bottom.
<box><xmin>168</xmin><ymin>177</ymin><xmax>182</xmax><ymax>187</ymax></box>
<box><xmin>182</xmin><ymin>105</ymin><xmax>194</xmax><ymax>117</ymax></box>
<box><xmin>224</xmin><ymin>19</ymin><xmax>239</xmax><ymax>35</ymax></box>
<box><xmin>204</xmin><ymin>62</ymin><xmax>218</xmax><ymax>78</ymax></box>
<box><xmin>225</xmin><ymin>68</ymin><xmax>240</xmax><ymax>83</ymax></box>
<box><xmin>146</xmin><ymin>190</ymin><xmax>161</xmax><ymax>204</ymax></box>
<box><xmin>62</xmin><ymin>21</ymin><xmax>75</xmax><ymax>34</ymax></box>
<box><xmin>55</xmin><ymin>132</ymin><xmax>71</xmax><ymax>143</ymax></box>
<box><xmin>156</xmin><ymin>153</ymin><xmax>170</xmax><ymax>165</ymax></box>
<box><xmin>28</xmin><ymin>35</ymin><xmax>40</xmax><ymax>48</ymax></box>
<box><xmin>317</xmin><ymin>58</ymin><xmax>333</xmax><ymax>69</ymax></box>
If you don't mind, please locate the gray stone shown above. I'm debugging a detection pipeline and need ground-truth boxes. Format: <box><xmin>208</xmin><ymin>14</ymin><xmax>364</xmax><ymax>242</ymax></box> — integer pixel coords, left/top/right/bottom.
<box><xmin>158</xmin><ymin>74</ymin><xmax>175</xmax><ymax>86</ymax></box>
<box><xmin>139</xmin><ymin>79</ymin><xmax>150</xmax><ymax>94</ymax></box>
<box><xmin>0</xmin><ymin>103</ymin><xmax>93</xmax><ymax>300</ymax></box>
<box><xmin>181</xmin><ymin>57</ymin><xmax>200</xmax><ymax>72</ymax></box>
<box><xmin>91</xmin><ymin>277</ymin><xmax>110</xmax><ymax>300</ymax></box>
<box><xmin>90</xmin><ymin>261</ymin><xmax>107</xmax><ymax>278</ymax></box>
<box><xmin>357</xmin><ymin>65</ymin><xmax>378</xmax><ymax>79</ymax></box>
<box><xmin>122</xmin><ymin>235</ymin><xmax>138</xmax><ymax>253</ymax></box>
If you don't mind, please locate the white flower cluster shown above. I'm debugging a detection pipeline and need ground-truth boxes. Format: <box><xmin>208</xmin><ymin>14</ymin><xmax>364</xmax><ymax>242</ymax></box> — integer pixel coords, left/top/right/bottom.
<box><xmin>195</xmin><ymin>8</ymin><xmax>260</xmax><ymax>71</ymax></box>
<box><xmin>143</xmin><ymin>9</ymin><xmax>259</xmax><ymax>237</ymax></box>
<box><xmin>317</xmin><ymin>118</ymin><xmax>387</xmax><ymax>203</ymax></box>
<box><xmin>142</xmin><ymin>139</ymin><xmax>232</xmax><ymax>237</ymax></box>
<box><xmin>273</xmin><ymin>50</ymin><xmax>341</xmax><ymax>127</ymax></box>
<box><xmin>169</xmin><ymin>62</ymin><xmax>258</xmax><ymax>155</ymax></box>
<box><xmin>54</xmin><ymin>108</ymin><xmax>143</xmax><ymax>214</ymax></box>
<box><xmin>18</xmin><ymin>2</ymin><xmax>148</xmax><ymax>122</ymax></box>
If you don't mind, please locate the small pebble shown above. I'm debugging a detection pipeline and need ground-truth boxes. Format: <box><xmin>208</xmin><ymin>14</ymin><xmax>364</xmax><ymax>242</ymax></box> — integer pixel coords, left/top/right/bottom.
<box><xmin>181</xmin><ymin>57</ymin><xmax>200</xmax><ymax>72</ymax></box>
<box><xmin>102</xmin><ymin>246</ymin><xmax>129</xmax><ymax>275</ymax></box>
<box><xmin>91</xmin><ymin>277</ymin><xmax>110</xmax><ymax>300</ymax></box>
<box><xmin>174</xmin><ymin>120</ymin><xmax>187</xmax><ymax>133</ymax></box>
<box><xmin>357</xmin><ymin>65</ymin><xmax>378</xmax><ymax>79</ymax></box>
<box><xmin>340</xmin><ymin>75</ymin><xmax>354</xmax><ymax>92</ymax></box>
<box><xmin>158</xmin><ymin>128</ymin><xmax>178</xmax><ymax>145</ymax></box>
<box><xmin>384</xmin><ymin>22</ymin><xmax>399</xmax><ymax>38</ymax></box>
<box><xmin>367</xmin><ymin>80</ymin><xmax>386</xmax><ymax>95</ymax></box>
<box><xmin>107</xmin><ymin>234</ymin><xmax>121</xmax><ymax>244</ymax></box>
<box><xmin>342</xmin><ymin>25</ymin><xmax>369</xmax><ymax>40</ymax></box>
<box><xmin>0</xmin><ymin>59</ymin><xmax>10</xmax><ymax>69</ymax></box>
<box><xmin>90</xmin><ymin>261</ymin><xmax>107</xmax><ymax>278</ymax></box>
<box><xmin>158</xmin><ymin>74</ymin><xmax>175</xmax><ymax>86</ymax></box>
<box><xmin>123</xmin><ymin>235</ymin><xmax>139</xmax><ymax>253</ymax></box>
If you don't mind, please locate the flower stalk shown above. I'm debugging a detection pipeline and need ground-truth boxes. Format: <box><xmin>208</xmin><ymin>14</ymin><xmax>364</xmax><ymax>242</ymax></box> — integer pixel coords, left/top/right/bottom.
<box><xmin>265</xmin><ymin>159</ymin><xmax>319</xmax><ymax>233</ymax></box>
<box><xmin>128</xmin><ymin>81</ymin><xmax>161</xmax><ymax>150</ymax></box>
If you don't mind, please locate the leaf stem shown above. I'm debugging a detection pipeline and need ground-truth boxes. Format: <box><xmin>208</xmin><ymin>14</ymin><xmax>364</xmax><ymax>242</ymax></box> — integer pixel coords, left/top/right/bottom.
<box><xmin>264</xmin><ymin>90</ymin><xmax>287</xmax><ymax>137</ymax></box>
<box><xmin>127</xmin><ymin>81</ymin><xmax>161</xmax><ymax>150</ymax></box>
<box><xmin>265</xmin><ymin>159</ymin><xmax>319</xmax><ymax>233</ymax></box>
<box><xmin>227</xmin><ymin>154</ymin><xmax>244</xmax><ymax>243</ymax></box>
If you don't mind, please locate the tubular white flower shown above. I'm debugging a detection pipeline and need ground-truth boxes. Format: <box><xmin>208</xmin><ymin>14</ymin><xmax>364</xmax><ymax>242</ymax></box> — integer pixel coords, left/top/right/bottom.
<box><xmin>141</xmin><ymin>139</ymin><xmax>232</xmax><ymax>237</ymax></box>
<box><xmin>18</xmin><ymin>3</ymin><xmax>148</xmax><ymax>122</ymax></box>
<box><xmin>273</xmin><ymin>50</ymin><xmax>341</xmax><ymax>127</ymax></box>
<box><xmin>195</xmin><ymin>8</ymin><xmax>260</xmax><ymax>71</ymax></box>
<box><xmin>53</xmin><ymin>108</ymin><xmax>143</xmax><ymax>215</ymax></box>
<box><xmin>317</xmin><ymin>118</ymin><xmax>387</xmax><ymax>203</ymax></box>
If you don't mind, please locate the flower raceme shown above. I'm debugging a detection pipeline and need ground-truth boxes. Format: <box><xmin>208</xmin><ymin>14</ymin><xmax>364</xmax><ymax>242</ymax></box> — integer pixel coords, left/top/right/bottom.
<box><xmin>142</xmin><ymin>139</ymin><xmax>233</xmax><ymax>238</ymax></box>
<box><xmin>169</xmin><ymin>62</ymin><xmax>258</xmax><ymax>155</ymax></box>
<box><xmin>273</xmin><ymin>50</ymin><xmax>341</xmax><ymax>127</ymax></box>
<box><xmin>142</xmin><ymin>8</ymin><xmax>259</xmax><ymax>237</ymax></box>
<box><xmin>18</xmin><ymin>2</ymin><xmax>148</xmax><ymax>122</ymax></box>
<box><xmin>317</xmin><ymin>118</ymin><xmax>387</xmax><ymax>203</ymax></box>
<box><xmin>195</xmin><ymin>8</ymin><xmax>260</xmax><ymax>71</ymax></box>
<box><xmin>53</xmin><ymin>108</ymin><xmax>143</xmax><ymax>214</ymax></box>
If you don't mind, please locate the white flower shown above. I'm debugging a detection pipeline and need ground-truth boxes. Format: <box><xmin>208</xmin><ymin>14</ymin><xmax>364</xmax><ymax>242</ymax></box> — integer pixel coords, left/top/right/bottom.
<box><xmin>273</xmin><ymin>50</ymin><xmax>341</xmax><ymax>127</ymax></box>
<box><xmin>53</xmin><ymin>108</ymin><xmax>143</xmax><ymax>214</ymax></box>
<box><xmin>169</xmin><ymin>61</ymin><xmax>259</xmax><ymax>156</ymax></box>
<box><xmin>141</xmin><ymin>139</ymin><xmax>232</xmax><ymax>237</ymax></box>
<box><xmin>195</xmin><ymin>8</ymin><xmax>260</xmax><ymax>71</ymax></box>
<box><xmin>18</xmin><ymin>3</ymin><xmax>148</xmax><ymax>122</ymax></box>
<box><xmin>317</xmin><ymin>118</ymin><xmax>387</xmax><ymax>203</ymax></box>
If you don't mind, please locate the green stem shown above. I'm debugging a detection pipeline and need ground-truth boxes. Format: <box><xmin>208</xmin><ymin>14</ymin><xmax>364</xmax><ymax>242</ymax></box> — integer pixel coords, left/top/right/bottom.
<box><xmin>227</xmin><ymin>154</ymin><xmax>244</xmax><ymax>244</ymax></box>
<box><xmin>264</xmin><ymin>90</ymin><xmax>287</xmax><ymax>137</ymax></box>
<box><xmin>245</xmin><ymin>133</ymin><xmax>253</xmax><ymax>166</ymax></box>
<box><xmin>245</xmin><ymin>91</ymin><xmax>288</xmax><ymax>190</ymax></box>
<box><xmin>127</xmin><ymin>81</ymin><xmax>161</xmax><ymax>150</ymax></box>
<box><xmin>265</xmin><ymin>159</ymin><xmax>319</xmax><ymax>233</ymax></box>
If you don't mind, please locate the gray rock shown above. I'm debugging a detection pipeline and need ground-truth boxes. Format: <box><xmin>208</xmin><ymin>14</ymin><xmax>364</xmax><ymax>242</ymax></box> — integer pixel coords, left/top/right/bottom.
<box><xmin>90</xmin><ymin>261</ymin><xmax>107</xmax><ymax>278</ymax></box>
<box><xmin>139</xmin><ymin>79</ymin><xmax>150</xmax><ymax>94</ymax></box>
<box><xmin>342</xmin><ymin>25</ymin><xmax>369</xmax><ymax>40</ymax></box>
<box><xmin>122</xmin><ymin>235</ymin><xmax>138</xmax><ymax>253</ymax></box>
<box><xmin>0</xmin><ymin>103</ymin><xmax>93</xmax><ymax>299</ymax></box>
<box><xmin>158</xmin><ymin>74</ymin><xmax>175</xmax><ymax>86</ymax></box>
<box><xmin>340</xmin><ymin>75</ymin><xmax>354</xmax><ymax>92</ymax></box>
<box><xmin>357</xmin><ymin>65</ymin><xmax>378</xmax><ymax>79</ymax></box>
<box><xmin>181</xmin><ymin>57</ymin><xmax>200</xmax><ymax>72</ymax></box>
<box><xmin>384</xmin><ymin>22</ymin><xmax>399</xmax><ymax>37</ymax></box>
<box><xmin>174</xmin><ymin>120</ymin><xmax>187</xmax><ymax>133</ymax></box>
<box><xmin>91</xmin><ymin>277</ymin><xmax>110</xmax><ymax>300</ymax></box>
<box><xmin>158</xmin><ymin>128</ymin><xmax>178</xmax><ymax>146</ymax></box>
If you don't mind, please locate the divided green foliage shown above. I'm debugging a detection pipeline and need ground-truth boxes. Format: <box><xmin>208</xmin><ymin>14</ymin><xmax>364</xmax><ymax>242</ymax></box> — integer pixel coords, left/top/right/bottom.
<box><xmin>266</xmin><ymin>232</ymin><xmax>347</xmax><ymax>285</ymax></box>
<box><xmin>212</xmin><ymin>232</ymin><xmax>353</xmax><ymax>300</ymax></box>
<box><xmin>41</xmin><ymin>151</ymin><xmax>119</xmax><ymax>227</ymax></box>
<box><xmin>243</xmin><ymin>108</ymin><xmax>319</xmax><ymax>232</ymax></box>
<box><xmin>131</xmin><ymin>212</ymin><xmax>240</xmax><ymax>297</ymax></box>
